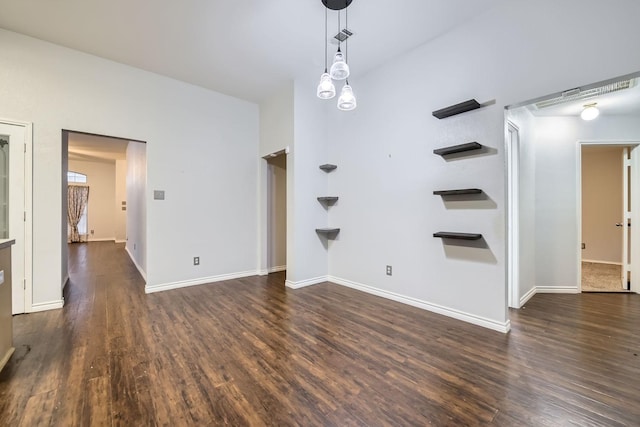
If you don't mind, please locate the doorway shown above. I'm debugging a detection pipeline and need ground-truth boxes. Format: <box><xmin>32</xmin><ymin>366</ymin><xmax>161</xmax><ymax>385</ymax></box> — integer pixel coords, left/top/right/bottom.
<box><xmin>0</xmin><ymin>120</ymin><xmax>33</xmax><ymax>315</ymax></box>
<box><xmin>62</xmin><ymin>130</ymin><xmax>147</xmax><ymax>285</ymax></box>
<box><xmin>579</xmin><ymin>143</ymin><xmax>638</xmax><ymax>292</ymax></box>
<box><xmin>265</xmin><ymin>151</ymin><xmax>287</xmax><ymax>275</ymax></box>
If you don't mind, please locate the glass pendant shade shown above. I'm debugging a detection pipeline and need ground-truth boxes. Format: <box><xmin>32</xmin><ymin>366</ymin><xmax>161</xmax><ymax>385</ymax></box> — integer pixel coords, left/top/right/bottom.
<box><xmin>317</xmin><ymin>72</ymin><xmax>336</xmax><ymax>99</ymax></box>
<box><xmin>330</xmin><ymin>49</ymin><xmax>350</xmax><ymax>80</ymax></box>
<box><xmin>337</xmin><ymin>83</ymin><xmax>357</xmax><ymax>111</ymax></box>
<box><xmin>580</xmin><ymin>105</ymin><xmax>599</xmax><ymax>121</ymax></box>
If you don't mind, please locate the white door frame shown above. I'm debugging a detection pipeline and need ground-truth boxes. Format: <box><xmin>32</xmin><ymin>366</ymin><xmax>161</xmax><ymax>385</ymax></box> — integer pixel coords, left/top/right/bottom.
<box><xmin>576</xmin><ymin>140</ymin><xmax>640</xmax><ymax>293</ymax></box>
<box><xmin>506</xmin><ymin>121</ymin><xmax>520</xmax><ymax>308</ymax></box>
<box><xmin>0</xmin><ymin>118</ymin><xmax>33</xmax><ymax>313</ymax></box>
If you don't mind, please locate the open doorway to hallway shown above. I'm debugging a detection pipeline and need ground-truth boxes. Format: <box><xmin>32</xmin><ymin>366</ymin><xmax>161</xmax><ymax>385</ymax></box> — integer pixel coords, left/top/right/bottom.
<box><xmin>265</xmin><ymin>151</ymin><xmax>287</xmax><ymax>280</ymax></box>
<box><xmin>62</xmin><ymin>130</ymin><xmax>147</xmax><ymax>288</ymax></box>
<box><xmin>506</xmin><ymin>71</ymin><xmax>640</xmax><ymax>308</ymax></box>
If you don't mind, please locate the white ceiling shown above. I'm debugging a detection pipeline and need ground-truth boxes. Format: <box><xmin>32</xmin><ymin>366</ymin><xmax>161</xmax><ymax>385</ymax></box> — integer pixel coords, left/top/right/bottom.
<box><xmin>0</xmin><ymin>0</ymin><xmax>503</xmax><ymax>103</ymax></box>
<box><xmin>68</xmin><ymin>133</ymin><xmax>129</xmax><ymax>163</ymax></box>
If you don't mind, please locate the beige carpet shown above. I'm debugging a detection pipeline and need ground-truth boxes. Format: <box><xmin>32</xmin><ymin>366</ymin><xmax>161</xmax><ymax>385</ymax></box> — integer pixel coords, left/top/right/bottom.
<box><xmin>582</xmin><ymin>262</ymin><xmax>629</xmax><ymax>292</ymax></box>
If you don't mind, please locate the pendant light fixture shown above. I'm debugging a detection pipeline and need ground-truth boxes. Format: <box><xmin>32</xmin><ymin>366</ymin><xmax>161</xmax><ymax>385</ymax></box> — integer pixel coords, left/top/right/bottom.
<box><xmin>317</xmin><ymin>0</ymin><xmax>357</xmax><ymax>111</ymax></box>
<box><xmin>580</xmin><ymin>103</ymin><xmax>599</xmax><ymax>121</ymax></box>
<box><xmin>316</xmin><ymin>6</ymin><xmax>335</xmax><ymax>99</ymax></box>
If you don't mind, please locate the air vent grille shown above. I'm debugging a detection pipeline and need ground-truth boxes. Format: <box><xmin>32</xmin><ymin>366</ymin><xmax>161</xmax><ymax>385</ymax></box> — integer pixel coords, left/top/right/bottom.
<box><xmin>534</xmin><ymin>79</ymin><xmax>635</xmax><ymax>109</ymax></box>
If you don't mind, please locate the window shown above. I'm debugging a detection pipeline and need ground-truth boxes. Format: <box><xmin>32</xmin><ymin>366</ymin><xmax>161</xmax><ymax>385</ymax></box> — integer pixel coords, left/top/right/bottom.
<box><xmin>67</xmin><ymin>171</ymin><xmax>87</xmax><ymax>183</ymax></box>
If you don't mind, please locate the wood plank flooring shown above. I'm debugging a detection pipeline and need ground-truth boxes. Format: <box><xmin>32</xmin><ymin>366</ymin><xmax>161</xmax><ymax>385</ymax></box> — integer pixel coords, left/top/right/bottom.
<box><xmin>1</xmin><ymin>242</ymin><xmax>639</xmax><ymax>425</ymax></box>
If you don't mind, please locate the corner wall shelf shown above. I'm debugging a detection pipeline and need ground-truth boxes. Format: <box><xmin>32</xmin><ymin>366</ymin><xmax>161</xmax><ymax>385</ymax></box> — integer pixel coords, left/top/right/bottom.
<box><xmin>317</xmin><ymin>196</ymin><xmax>339</xmax><ymax>203</ymax></box>
<box><xmin>433</xmin><ymin>142</ymin><xmax>482</xmax><ymax>157</ymax></box>
<box><xmin>433</xmin><ymin>232</ymin><xmax>482</xmax><ymax>240</ymax></box>
<box><xmin>432</xmin><ymin>99</ymin><xmax>481</xmax><ymax>119</ymax></box>
<box><xmin>316</xmin><ymin>228</ymin><xmax>340</xmax><ymax>235</ymax></box>
<box><xmin>319</xmin><ymin>164</ymin><xmax>337</xmax><ymax>172</ymax></box>
<box><xmin>433</xmin><ymin>189</ymin><xmax>483</xmax><ymax>196</ymax></box>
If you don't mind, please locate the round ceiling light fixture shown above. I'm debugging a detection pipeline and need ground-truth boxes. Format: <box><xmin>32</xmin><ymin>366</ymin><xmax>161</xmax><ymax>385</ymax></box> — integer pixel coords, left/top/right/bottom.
<box><xmin>581</xmin><ymin>103</ymin><xmax>600</xmax><ymax>121</ymax></box>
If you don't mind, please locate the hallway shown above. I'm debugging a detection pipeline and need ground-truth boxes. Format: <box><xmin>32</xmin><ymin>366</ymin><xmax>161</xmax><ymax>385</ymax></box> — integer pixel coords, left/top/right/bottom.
<box><xmin>0</xmin><ymin>242</ymin><xmax>639</xmax><ymax>425</ymax></box>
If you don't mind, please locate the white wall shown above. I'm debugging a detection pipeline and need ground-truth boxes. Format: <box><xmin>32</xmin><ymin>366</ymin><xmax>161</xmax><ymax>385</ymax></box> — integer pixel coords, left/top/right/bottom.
<box><xmin>310</xmin><ymin>0</ymin><xmax>640</xmax><ymax>331</ymax></box>
<box><xmin>582</xmin><ymin>147</ymin><xmax>624</xmax><ymax>264</ymax></box>
<box><xmin>532</xmin><ymin>116</ymin><xmax>640</xmax><ymax>290</ymax></box>
<box><xmin>258</xmin><ymin>84</ymin><xmax>293</xmax><ymax>276</ymax></box>
<box><xmin>505</xmin><ymin>107</ymin><xmax>538</xmax><ymax>305</ymax></box>
<box><xmin>0</xmin><ymin>28</ymin><xmax>259</xmax><ymax>305</ymax></box>
<box><xmin>126</xmin><ymin>142</ymin><xmax>146</xmax><ymax>276</ymax></box>
<box><xmin>68</xmin><ymin>159</ymin><xmax>116</xmax><ymax>241</ymax></box>
<box><xmin>115</xmin><ymin>159</ymin><xmax>127</xmax><ymax>243</ymax></box>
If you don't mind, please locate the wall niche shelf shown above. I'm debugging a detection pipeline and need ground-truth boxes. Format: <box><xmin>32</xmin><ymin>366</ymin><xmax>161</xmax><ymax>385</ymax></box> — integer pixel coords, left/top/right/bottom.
<box><xmin>316</xmin><ymin>228</ymin><xmax>340</xmax><ymax>236</ymax></box>
<box><xmin>433</xmin><ymin>232</ymin><xmax>482</xmax><ymax>240</ymax></box>
<box><xmin>433</xmin><ymin>142</ymin><xmax>482</xmax><ymax>157</ymax></box>
<box><xmin>317</xmin><ymin>196</ymin><xmax>339</xmax><ymax>203</ymax></box>
<box><xmin>432</xmin><ymin>99</ymin><xmax>481</xmax><ymax>119</ymax></box>
<box><xmin>319</xmin><ymin>164</ymin><xmax>337</xmax><ymax>172</ymax></box>
<box><xmin>433</xmin><ymin>189</ymin><xmax>482</xmax><ymax>196</ymax></box>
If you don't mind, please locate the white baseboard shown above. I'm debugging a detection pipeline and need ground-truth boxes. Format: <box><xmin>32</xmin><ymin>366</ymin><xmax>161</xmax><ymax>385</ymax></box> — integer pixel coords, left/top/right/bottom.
<box><xmin>115</xmin><ymin>239</ymin><xmax>126</xmax><ymax>243</ymax></box>
<box><xmin>328</xmin><ymin>276</ymin><xmax>510</xmax><ymax>333</ymax></box>
<box><xmin>258</xmin><ymin>269</ymin><xmax>269</xmax><ymax>276</ymax></box>
<box><xmin>536</xmin><ymin>286</ymin><xmax>580</xmax><ymax>294</ymax></box>
<box><xmin>0</xmin><ymin>347</ymin><xmax>15</xmax><ymax>372</ymax></box>
<box><xmin>88</xmin><ymin>237</ymin><xmax>116</xmax><ymax>242</ymax></box>
<box><xmin>285</xmin><ymin>275</ymin><xmax>328</xmax><ymax>289</ymax></box>
<box><xmin>268</xmin><ymin>265</ymin><xmax>286</xmax><ymax>273</ymax></box>
<box><xmin>125</xmin><ymin>246</ymin><xmax>147</xmax><ymax>281</ymax></box>
<box><xmin>146</xmin><ymin>270</ymin><xmax>257</xmax><ymax>294</ymax></box>
<box><xmin>582</xmin><ymin>259</ymin><xmax>623</xmax><ymax>266</ymax></box>
<box><xmin>519</xmin><ymin>286</ymin><xmax>537</xmax><ymax>306</ymax></box>
<box><xmin>30</xmin><ymin>299</ymin><xmax>64</xmax><ymax>312</ymax></box>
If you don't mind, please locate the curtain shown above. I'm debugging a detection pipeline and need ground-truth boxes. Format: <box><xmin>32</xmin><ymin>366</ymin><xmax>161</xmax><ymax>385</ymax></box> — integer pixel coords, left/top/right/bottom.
<box><xmin>68</xmin><ymin>185</ymin><xmax>89</xmax><ymax>243</ymax></box>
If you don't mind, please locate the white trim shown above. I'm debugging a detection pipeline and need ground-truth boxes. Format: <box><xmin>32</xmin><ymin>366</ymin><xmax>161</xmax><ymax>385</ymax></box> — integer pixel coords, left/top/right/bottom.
<box><xmin>145</xmin><ymin>270</ymin><xmax>257</xmax><ymax>294</ymax></box>
<box><xmin>0</xmin><ymin>347</ymin><xmax>15</xmax><ymax>372</ymax></box>
<box><xmin>519</xmin><ymin>286</ymin><xmax>537</xmax><ymax>306</ymax></box>
<box><xmin>536</xmin><ymin>286</ymin><xmax>580</xmax><ymax>294</ymax></box>
<box><xmin>328</xmin><ymin>276</ymin><xmax>511</xmax><ymax>333</ymax></box>
<box><xmin>30</xmin><ymin>299</ymin><xmax>65</xmax><ymax>312</ymax></box>
<box><xmin>0</xmin><ymin>119</ymin><xmax>33</xmax><ymax>313</ymax></box>
<box><xmin>582</xmin><ymin>259</ymin><xmax>623</xmax><ymax>266</ymax></box>
<box><xmin>268</xmin><ymin>265</ymin><xmax>286</xmax><ymax>273</ymax></box>
<box><xmin>258</xmin><ymin>269</ymin><xmax>269</xmax><ymax>276</ymax></box>
<box><xmin>506</xmin><ymin>121</ymin><xmax>520</xmax><ymax>308</ymax></box>
<box><xmin>115</xmin><ymin>239</ymin><xmax>126</xmax><ymax>243</ymax></box>
<box><xmin>88</xmin><ymin>237</ymin><xmax>117</xmax><ymax>242</ymax></box>
<box><xmin>125</xmin><ymin>246</ymin><xmax>147</xmax><ymax>281</ymax></box>
<box><xmin>285</xmin><ymin>276</ymin><xmax>328</xmax><ymax>289</ymax></box>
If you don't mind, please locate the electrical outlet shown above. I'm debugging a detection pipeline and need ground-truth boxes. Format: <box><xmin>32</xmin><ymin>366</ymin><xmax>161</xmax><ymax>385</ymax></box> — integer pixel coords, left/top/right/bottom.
<box><xmin>90</xmin><ymin>229</ymin><xmax>94</xmax><ymax>235</ymax></box>
<box><xmin>386</xmin><ymin>265</ymin><xmax>392</xmax><ymax>276</ymax></box>
<box><xmin>194</xmin><ymin>257</ymin><xmax>200</xmax><ymax>266</ymax></box>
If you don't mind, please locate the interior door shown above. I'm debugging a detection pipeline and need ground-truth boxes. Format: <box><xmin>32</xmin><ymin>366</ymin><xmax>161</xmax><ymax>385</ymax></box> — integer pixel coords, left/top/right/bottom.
<box><xmin>623</xmin><ymin>145</ymin><xmax>639</xmax><ymax>292</ymax></box>
<box><xmin>0</xmin><ymin>122</ymin><xmax>26</xmax><ymax>314</ymax></box>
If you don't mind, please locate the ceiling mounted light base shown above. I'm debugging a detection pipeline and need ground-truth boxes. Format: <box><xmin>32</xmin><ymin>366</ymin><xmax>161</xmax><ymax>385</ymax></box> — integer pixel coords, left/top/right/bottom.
<box><xmin>322</xmin><ymin>0</ymin><xmax>353</xmax><ymax>11</ymax></box>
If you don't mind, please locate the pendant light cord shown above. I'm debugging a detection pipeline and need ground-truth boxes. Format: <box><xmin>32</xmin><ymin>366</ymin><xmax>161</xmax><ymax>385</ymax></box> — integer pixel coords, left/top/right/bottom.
<box><xmin>345</xmin><ymin>1</ymin><xmax>348</xmax><ymax>63</ymax></box>
<box><xmin>324</xmin><ymin>6</ymin><xmax>328</xmax><ymax>72</ymax></box>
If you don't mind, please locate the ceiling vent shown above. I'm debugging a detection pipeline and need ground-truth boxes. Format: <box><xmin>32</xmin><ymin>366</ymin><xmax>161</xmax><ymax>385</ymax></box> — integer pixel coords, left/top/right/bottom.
<box><xmin>534</xmin><ymin>79</ymin><xmax>635</xmax><ymax>109</ymax></box>
<box><xmin>331</xmin><ymin>28</ymin><xmax>354</xmax><ymax>44</ymax></box>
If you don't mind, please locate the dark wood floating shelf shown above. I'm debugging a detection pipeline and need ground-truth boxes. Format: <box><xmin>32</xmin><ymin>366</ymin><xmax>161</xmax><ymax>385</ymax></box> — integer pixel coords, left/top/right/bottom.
<box><xmin>433</xmin><ymin>189</ymin><xmax>483</xmax><ymax>196</ymax></box>
<box><xmin>319</xmin><ymin>164</ymin><xmax>337</xmax><ymax>172</ymax></box>
<box><xmin>316</xmin><ymin>228</ymin><xmax>340</xmax><ymax>234</ymax></box>
<box><xmin>433</xmin><ymin>142</ymin><xmax>482</xmax><ymax>156</ymax></box>
<box><xmin>317</xmin><ymin>196</ymin><xmax>339</xmax><ymax>203</ymax></box>
<box><xmin>432</xmin><ymin>99</ymin><xmax>481</xmax><ymax>119</ymax></box>
<box><xmin>433</xmin><ymin>232</ymin><xmax>482</xmax><ymax>240</ymax></box>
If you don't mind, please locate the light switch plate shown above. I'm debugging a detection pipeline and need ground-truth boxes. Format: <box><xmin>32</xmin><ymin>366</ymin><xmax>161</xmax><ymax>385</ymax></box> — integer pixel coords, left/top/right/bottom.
<box><xmin>154</xmin><ymin>190</ymin><xmax>165</xmax><ymax>200</ymax></box>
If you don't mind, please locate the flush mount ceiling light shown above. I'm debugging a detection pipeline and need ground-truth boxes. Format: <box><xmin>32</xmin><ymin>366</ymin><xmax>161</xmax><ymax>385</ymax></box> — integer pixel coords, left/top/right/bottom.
<box><xmin>316</xmin><ymin>0</ymin><xmax>357</xmax><ymax>111</ymax></box>
<box><xmin>581</xmin><ymin>103</ymin><xmax>600</xmax><ymax>121</ymax></box>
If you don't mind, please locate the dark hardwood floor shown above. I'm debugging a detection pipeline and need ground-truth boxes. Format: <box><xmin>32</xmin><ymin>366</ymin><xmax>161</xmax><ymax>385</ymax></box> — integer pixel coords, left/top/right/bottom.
<box><xmin>1</xmin><ymin>242</ymin><xmax>639</xmax><ymax>426</ymax></box>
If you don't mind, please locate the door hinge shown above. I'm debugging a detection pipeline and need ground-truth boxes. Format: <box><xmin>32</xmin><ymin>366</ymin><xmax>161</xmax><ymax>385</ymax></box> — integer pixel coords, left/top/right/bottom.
<box><xmin>24</xmin><ymin>211</ymin><xmax>26</xmax><ymax>222</ymax></box>
<box><xmin>24</xmin><ymin>143</ymin><xmax>26</xmax><ymax>153</ymax></box>
<box><xmin>23</xmin><ymin>279</ymin><xmax>26</xmax><ymax>289</ymax></box>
